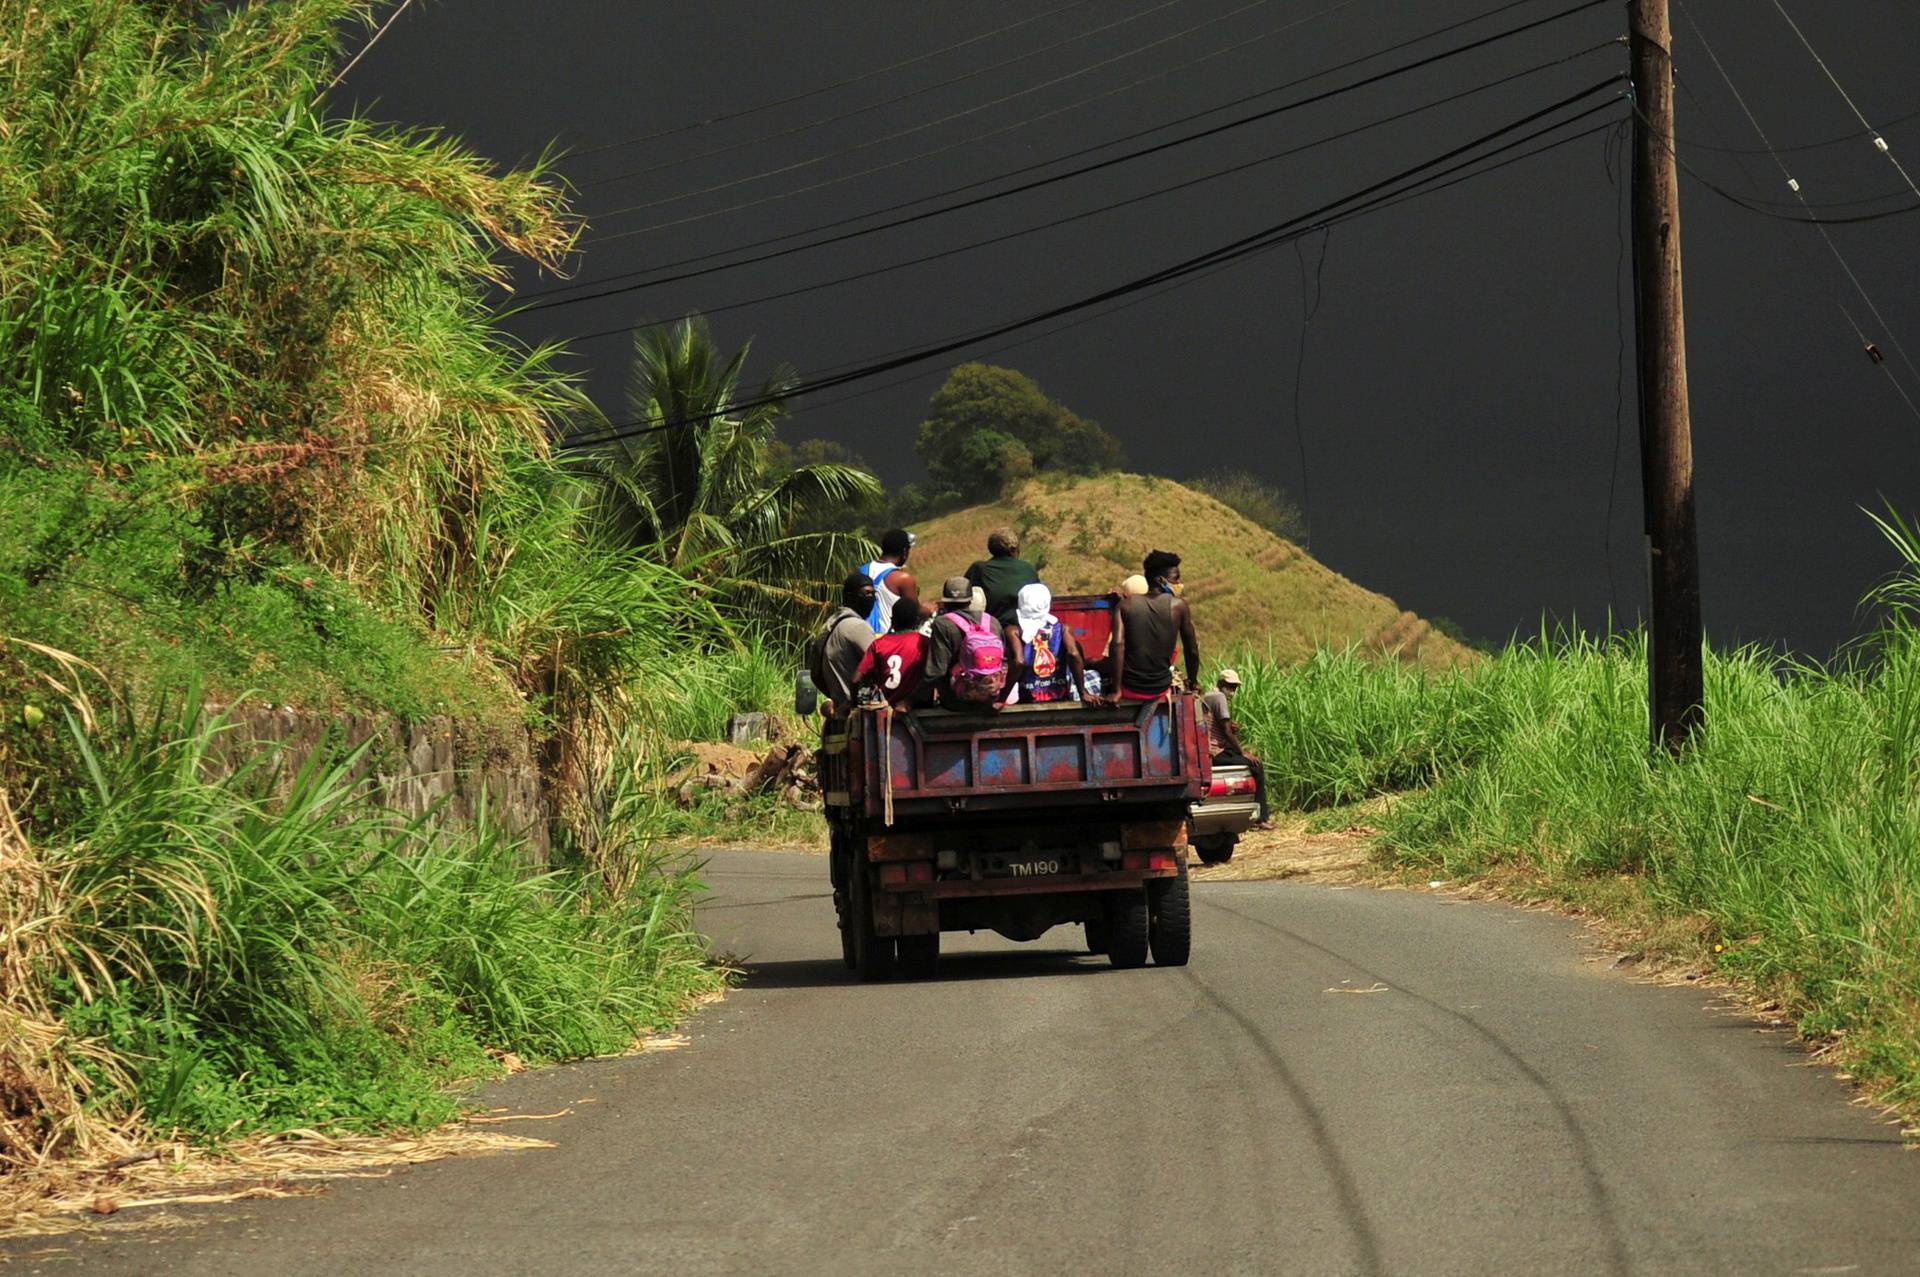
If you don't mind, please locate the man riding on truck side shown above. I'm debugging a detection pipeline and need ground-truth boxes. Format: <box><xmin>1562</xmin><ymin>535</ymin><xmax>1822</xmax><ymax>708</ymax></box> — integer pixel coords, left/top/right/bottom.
<box><xmin>1202</xmin><ymin>668</ymin><xmax>1268</xmax><ymax>822</ymax></box>
<box><xmin>1110</xmin><ymin>549</ymin><xmax>1200</xmax><ymax>700</ymax></box>
<box><xmin>809</xmin><ymin>572</ymin><xmax>877</xmax><ymax>716</ymax></box>
<box><xmin>857</xmin><ymin>528</ymin><xmax>921</xmax><ymax>632</ymax></box>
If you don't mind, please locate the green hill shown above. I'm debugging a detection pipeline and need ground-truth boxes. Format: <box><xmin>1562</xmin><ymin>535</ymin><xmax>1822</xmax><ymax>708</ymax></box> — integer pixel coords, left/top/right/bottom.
<box><xmin>908</xmin><ymin>473</ymin><xmax>1471</xmax><ymax>670</ymax></box>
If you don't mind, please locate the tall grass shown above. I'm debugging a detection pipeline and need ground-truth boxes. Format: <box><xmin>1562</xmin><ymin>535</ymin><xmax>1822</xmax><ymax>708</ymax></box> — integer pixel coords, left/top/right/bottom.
<box><xmin>1229</xmin><ymin>524</ymin><xmax>1920</xmax><ymax>1107</ymax></box>
<box><xmin>1</xmin><ymin>693</ymin><xmax>720</xmax><ymax>1166</ymax></box>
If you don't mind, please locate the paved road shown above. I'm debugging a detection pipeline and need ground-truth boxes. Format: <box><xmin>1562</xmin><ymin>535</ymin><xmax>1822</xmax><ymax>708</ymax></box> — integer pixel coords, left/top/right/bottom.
<box><xmin>17</xmin><ymin>850</ymin><xmax>1920</xmax><ymax>1275</ymax></box>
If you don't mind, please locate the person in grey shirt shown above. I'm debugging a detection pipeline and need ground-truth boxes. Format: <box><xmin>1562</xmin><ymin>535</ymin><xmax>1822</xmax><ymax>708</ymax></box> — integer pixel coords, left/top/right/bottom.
<box><xmin>1202</xmin><ymin>668</ymin><xmax>1267</xmax><ymax>822</ymax></box>
<box><xmin>808</xmin><ymin>572</ymin><xmax>876</xmax><ymax>714</ymax></box>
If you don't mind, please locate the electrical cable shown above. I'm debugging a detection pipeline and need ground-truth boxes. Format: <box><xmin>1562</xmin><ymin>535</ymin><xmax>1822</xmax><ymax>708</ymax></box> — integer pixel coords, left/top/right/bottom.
<box><xmin>672</xmin><ymin>113</ymin><xmax>1627</xmax><ymax>436</ymax></box>
<box><xmin>1767</xmin><ymin>0</ymin><xmax>1920</xmax><ymax>203</ymax></box>
<box><xmin>564</xmin><ymin>0</ymin><xmax>1105</xmax><ymax>159</ymax></box>
<box><xmin>1670</xmin><ymin>0</ymin><xmax>1920</xmax><ymax>414</ymax></box>
<box><xmin>582</xmin><ymin>0</ymin><xmax>1192</xmax><ymax>187</ymax></box>
<box><xmin>525</xmin><ymin>1</ymin><xmax>1615</xmax><ymax>317</ymax></box>
<box><xmin>1603</xmin><ymin>119</ymin><xmax>1630</xmax><ymax>618</ymax></box>
<box><xmin>545</xmin><ymin>42</ymin><xmax>1619</xmax><ymax>339</ymax></box>
<box><xmin>1635</xmin><ymin>106</ymin><xmax>1920</xmax><ymax>223</ymax></box>
<box><xmin>527</xmin><ymin>0</ymin><xmax>1590</xmax><ymax>299</ymax></box>
<box><xmin>1641</xmin><ymin>103</ymin><xmax>1920</xmax><ymax>156</ymax></box>
<box><xmin>604</xmin><ymin>82</ymin><xmax>1621</xmax><ymax>398</ymax></box>
<box><xmin>594</xmin><ymin>0</ymin><xmax>1283</xmax><ymax>216</ymax></box>
<box><xmin>1289</xmin><ymin>228</ymin><xmax>1330</xmax><ymax>549</ymax></box>
<box><xmin>559</xmin><ymin>82</ymin><xmax>1624</xmax><ymax>448</ymax></box>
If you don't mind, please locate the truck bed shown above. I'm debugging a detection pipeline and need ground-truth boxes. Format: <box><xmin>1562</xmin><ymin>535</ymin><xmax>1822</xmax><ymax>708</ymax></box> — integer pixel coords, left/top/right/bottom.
<box><xmin>836</xmin><ymin>695</ymin><xmax>1206</xmax><ymax>824</ymax></box>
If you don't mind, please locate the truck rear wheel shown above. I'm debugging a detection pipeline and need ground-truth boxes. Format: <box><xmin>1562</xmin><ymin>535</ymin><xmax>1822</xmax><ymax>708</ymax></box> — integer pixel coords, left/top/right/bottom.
<box><xmin>1106</xmin><ymin>890</ymin><xmax>1150</xmax><ymax>969</ymax></box>
<box><xmin>851</xmin><ymin>866</ymin><xmax>895</xmax><ymax>982</ymax></box>
<box><xmin>897</xmin><ymin>932</ymin><xmax>939</xmax><ymax>979</ymax></box>
<box><xmin>1084</xmin><ymin>917</ymin><xmax>1109</xmax><ymax>955</ymax></box>
<box><xmin>1148</xmin><ymin>860</ymin><xmax>1192</xmax><ymax>967</ymax></box>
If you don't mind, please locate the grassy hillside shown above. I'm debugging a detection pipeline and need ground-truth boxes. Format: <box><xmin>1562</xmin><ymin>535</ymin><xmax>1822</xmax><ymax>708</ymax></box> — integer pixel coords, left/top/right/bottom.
<box><xmin>909</xmin><ymin>473</ymin><xmax>1471</xmax><ymax>669</ymax></box>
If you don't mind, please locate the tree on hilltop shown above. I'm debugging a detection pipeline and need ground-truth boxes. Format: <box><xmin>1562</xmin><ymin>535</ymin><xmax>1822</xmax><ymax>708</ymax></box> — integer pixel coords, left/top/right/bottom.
<box><xmin>916</xmin><ymin>364</ymin><xmax>1123</xmax><ymax>506</ymax></box>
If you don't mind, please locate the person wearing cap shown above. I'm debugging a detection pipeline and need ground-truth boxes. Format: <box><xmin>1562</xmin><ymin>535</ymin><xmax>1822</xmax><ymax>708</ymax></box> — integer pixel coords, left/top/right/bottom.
<box><xmin>963</xmin><ymin>526</ymin><xmax>1041</xmax><ymax>628</ymax></box>
<box><xmin>1200</xmin><ymin>670</ymin><xmax>1246</xmax><ymax>756</ymax></box>
<box><xmin>807</xmin><ymin>572</ymin><xmax>877</xmax><ymax>715</ymax></box>
<box><xmin>1202</xmin><ymin>669</ymin><xmax>1268</xmax><ymax>822</ymax></box>
<box><xmin>922</xmin><ymin>574</ymin><xmax>997</xmax><ymax>708</ymax></box>
<box><xmin>857</xmin><ymin>528</ymin><xmax>921</xmax><ymax>632</ymax></box>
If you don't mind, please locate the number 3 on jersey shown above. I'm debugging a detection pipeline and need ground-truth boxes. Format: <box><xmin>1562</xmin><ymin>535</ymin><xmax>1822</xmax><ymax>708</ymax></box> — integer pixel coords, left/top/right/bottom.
<box><xmin>884</xmin><ymin>654</ymin><xmax>904</xmax><ymax>689</ymax></box>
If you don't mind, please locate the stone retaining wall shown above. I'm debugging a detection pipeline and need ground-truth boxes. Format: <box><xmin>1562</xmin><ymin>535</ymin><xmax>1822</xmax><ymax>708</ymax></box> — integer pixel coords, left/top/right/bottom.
<box><xmin>207</xmin><ymin>704</ymin><xmax>551</xmax><ymax>861</ymax></box>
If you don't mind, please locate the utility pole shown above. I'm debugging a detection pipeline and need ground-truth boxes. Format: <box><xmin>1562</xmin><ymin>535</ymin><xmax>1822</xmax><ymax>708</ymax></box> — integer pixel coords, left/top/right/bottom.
<box><xmin>1629</xmin><ymin>0</ymin><xmax>1704</xmax><ymax>754</ymax></box>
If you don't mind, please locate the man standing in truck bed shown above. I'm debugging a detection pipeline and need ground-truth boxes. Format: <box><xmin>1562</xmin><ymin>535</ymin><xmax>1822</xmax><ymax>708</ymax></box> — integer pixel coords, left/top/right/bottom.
<box><xmin>1111</xmin><ymin>549</ymin><xmax>1200</xmax><ymax>700</ymax></box>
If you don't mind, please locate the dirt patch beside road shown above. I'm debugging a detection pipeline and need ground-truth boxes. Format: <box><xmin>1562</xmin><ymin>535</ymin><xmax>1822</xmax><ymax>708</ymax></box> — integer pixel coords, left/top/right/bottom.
<box><xmin>1189</xmin><ymin>818</ymin><xmax>1378</xmax><ymax>885</ymax></box>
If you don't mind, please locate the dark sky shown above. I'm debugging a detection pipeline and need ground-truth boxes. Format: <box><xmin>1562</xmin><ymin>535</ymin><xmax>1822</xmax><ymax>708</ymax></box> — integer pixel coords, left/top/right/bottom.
<box><xmin>340</xmin><ymin>0</ymin><xmax>1920</xmax><ymax>655</ymax></box>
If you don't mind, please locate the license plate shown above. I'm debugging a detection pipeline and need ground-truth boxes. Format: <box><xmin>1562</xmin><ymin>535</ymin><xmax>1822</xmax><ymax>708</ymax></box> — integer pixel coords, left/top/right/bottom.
<box><xmin>985</xmin><ymin>853</ymin><xmax>1074</xmax><ymax>879</ymax></box>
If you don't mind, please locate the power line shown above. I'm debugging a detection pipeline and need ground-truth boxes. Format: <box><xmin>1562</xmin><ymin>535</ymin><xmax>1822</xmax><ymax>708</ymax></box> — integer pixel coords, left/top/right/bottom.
<box><xmin>530</xmin><ymin>0</ymin><xmax>1597</xmax><ymax>285</ymax></box>
<box><xmin>593</xmin><ymin>0</ymin><xmax>1281</xmax><ymax>216</ymax></box>
<box><xmin>564</xmin><ymin>0</ymin><xmax>1105</xmax><ymax>160</ymax></box>
<box><xmin>520</xmin><ymin>0</ymin><xmax>1615</xmax><ymax>315</ymax></box>
<box><xmin>553</xmin><ymin>42</ymin><xmax>1619</xmax><ymax>342</ymax></box>
<box><xmin>561</xmin><ymin>81</ymin><xmax>1624</xmax><ymax>448</ymax></box>
<box><xmin>1766</xmin><ymin>0</ymin><xmax>1920</xmax><ymax>202</ymax></box>
<box><xmin>529</xmin><ymin>0</ymin><xmax>1589</xmax><ymax>299</ymax></box>
<box><xmin>1670</xmin><ymin>0</ymin><xmax>1920</xmax><ymax>415</ymax></box>
<box><xmin>590</xmin><ymin>0</ymin><xmax>1391</xmax><ymax>230</ymax></box>
<box><xmin>1648</xmin><ymin>103</ymin><xmax>1920</xmax><ymax>156</ymax></box>
<box><xmin>581</xmin><ymin>0</ymin><xmax>1189</xmax><ymax>188</ymax></box>
<box><xmin>766</xmin><ymin>115</ymin><xmax>1625</xmax><ymax>431</ymax></box>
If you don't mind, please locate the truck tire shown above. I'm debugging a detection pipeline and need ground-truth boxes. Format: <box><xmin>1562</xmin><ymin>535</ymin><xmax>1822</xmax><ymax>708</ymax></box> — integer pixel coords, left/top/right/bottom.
<box><xmin>1148</xmin><ymin>860</ymin><xmax>1192</xmax><ymax>967</ymax></box>
<box><xmin>1193</xmin><ymin>833</ymin><xmax>1236</xmax><ymax>866</ymax></box>
<box><xmin>897</xmin><ymin>932</ymin><xmax>939</xmax><ymax>979</ymax></box>
<box><xmin>851</xmin><ymin>865</ymin><xmax>895</xmax><ymax>982</ymax></box>
<box><xmin>1084</xmin><ymin>917</ymin><xmax>1109</xmax><ymax>955</ymax></box>
<box><xmin>1106</xmin><ymin>890</ymin><xmax>1150</xmax><ymax>969</ymax></box>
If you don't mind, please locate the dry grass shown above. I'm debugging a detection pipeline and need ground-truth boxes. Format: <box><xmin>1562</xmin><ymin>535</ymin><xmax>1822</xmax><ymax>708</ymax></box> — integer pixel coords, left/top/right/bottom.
<box><xmin>910</xmin><ymin>474</ymin><xmax>1473</xmax><ymax>669</ymax></box>
<box><xmin>0</xmin><ymin>1123</ymin><xmax>556</xmax><ymax>1241</ymax></box>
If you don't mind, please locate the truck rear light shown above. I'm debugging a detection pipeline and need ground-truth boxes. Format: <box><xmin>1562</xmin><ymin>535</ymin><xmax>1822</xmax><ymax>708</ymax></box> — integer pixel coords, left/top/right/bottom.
<box><xmin>880</xmin><ymin>861</ymin><xmax>934</xmax><ymax>888</ymax></box>
<box><xmin>1206</xmin><ymin>779</ymin><xmax>1230</xmax><ymax>797</ymax></box>
<box><xmin>1120</xmin><ymin>850</ymin><xmax>1177</xmax><ymax>872</ymax></box>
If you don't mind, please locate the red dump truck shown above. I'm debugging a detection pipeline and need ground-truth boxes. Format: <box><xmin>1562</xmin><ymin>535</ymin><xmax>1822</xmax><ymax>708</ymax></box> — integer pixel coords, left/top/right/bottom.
<box><xmin>812</xmin><ymin>594</ymin><xmax>1209</xmax><ymax>980</ymax></box>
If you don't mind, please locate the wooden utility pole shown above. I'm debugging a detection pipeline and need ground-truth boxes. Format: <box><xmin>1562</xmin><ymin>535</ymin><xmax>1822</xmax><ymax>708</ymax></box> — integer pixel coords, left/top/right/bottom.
<box><xmin>1630</xmin><ymin>0</ymin><xmax>1704</xmax><ymax>754</ymax></box>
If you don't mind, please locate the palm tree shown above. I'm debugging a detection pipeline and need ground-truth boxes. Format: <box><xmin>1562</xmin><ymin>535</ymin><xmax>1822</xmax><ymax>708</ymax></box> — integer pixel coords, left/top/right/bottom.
<box><xmin>584</xmin><ymin>316</ymin><xmax>882</xmax><ymax>619</ymax></box>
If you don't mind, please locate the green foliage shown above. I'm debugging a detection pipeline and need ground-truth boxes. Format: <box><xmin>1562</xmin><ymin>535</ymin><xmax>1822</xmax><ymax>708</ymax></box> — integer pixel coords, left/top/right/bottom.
<box><xmin>0</xmin><ymin>458</ymin><xmax>511</xmax><ymax>730</ymax></box>
<box><xmin>916</xmin><ymin>363</ymin><xmax>1123</xmax><ymax>507</ymax></box>
<box><xmin>1189</xmin><ymin>469</ymin><xmax>1308</xmax><ymax>546</ymax></box>
<box><xmin>15</xmin><ymin>695</ymin><xmax>721</xmax><ymax>1146</ymax></box>
<box><xmin>0</xmin><ymin>0</ymin><xmax>581</xmax><ymax>625</ymax></box>
<box><xmin>583</xmin><ymin>316</ymin><xmax>883</xmax><ymax>622</ymax></box>
<box><xmin>1229</xmin><ymin>519</ymin><xmax>1920</xmax><ymax>1106</ymax></box>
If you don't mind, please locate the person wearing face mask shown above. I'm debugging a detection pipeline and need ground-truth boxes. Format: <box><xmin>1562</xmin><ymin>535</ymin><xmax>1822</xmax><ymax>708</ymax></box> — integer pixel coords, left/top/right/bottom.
<box><xmin>1110</xmin><ymin>548</ymin><xmax>1200</xmax><ymax>700</ymax></box>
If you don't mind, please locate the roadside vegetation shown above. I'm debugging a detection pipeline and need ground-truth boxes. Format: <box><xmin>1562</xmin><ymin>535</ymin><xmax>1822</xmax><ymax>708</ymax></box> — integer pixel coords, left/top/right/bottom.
<box><xmin>0</xmin><ymin>0</ymin><xmax>811</xmax><ymax>1181</ymax></box>
<box><xmin>1227</xmin><ymin>512</ymin><xmax>1920</xmax><ymax>1111</ymax></box>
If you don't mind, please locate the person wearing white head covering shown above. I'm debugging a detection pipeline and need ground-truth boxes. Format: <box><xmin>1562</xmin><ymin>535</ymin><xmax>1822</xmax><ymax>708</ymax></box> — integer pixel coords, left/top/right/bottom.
<box><xmin>1004</xmin><ymin>582</ymin><xmax>1095</xmax><ymax>704</ymax></box>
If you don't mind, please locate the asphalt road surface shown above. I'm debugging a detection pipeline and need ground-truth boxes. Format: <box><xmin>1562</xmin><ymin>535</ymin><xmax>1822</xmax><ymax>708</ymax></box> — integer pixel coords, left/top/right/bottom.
<box><xmin>16</xmin><ymin>850</ymin><xmax>1920</xmax><ymax>1275</ymax></box>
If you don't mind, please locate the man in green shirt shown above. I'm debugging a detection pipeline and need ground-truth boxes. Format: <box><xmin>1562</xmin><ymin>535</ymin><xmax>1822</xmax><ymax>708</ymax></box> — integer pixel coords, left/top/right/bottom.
<box><xmin>963</xmin><ymin>526</ymin><xmax>1040</xmax><ymax>627</ymax></box>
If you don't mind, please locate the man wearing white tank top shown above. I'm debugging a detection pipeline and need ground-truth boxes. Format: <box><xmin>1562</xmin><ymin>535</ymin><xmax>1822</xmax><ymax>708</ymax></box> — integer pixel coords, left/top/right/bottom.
<box><xmin>859</xmin><ymin>528</ymin><xmax>921</xmax><ymax>632</ymax></box>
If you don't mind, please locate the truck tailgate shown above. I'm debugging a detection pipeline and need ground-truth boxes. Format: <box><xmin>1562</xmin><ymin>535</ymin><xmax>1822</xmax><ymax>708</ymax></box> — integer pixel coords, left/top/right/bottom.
<box><xmin>853</xmin><ymin>696</ymin><xmax>1205</xmax><ymax>821</ymax></box>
